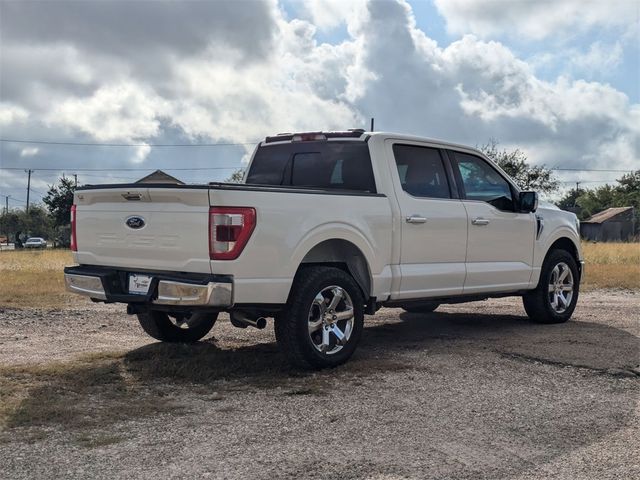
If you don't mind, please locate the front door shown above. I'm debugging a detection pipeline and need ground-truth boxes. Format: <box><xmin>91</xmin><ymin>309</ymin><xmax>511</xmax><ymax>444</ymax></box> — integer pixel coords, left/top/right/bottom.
<box><xmin>387</xmin><ymin>141</ymin><xmax>468</xmax><ymax>299</ymax></box>
<box><xmin>449</xmin><ymin>150</ymin><xmax>535</xmax><ymax>294</ymax></box>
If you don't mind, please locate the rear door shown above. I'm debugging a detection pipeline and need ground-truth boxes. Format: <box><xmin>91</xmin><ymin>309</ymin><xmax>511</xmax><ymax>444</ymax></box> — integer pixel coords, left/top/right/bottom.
<box><xmin>74</xmin><ymin>186</ymin><xmax>211</xmax><ymax>273</ymax></box>
<box><xmin>448</xmin><ymin>150</ymin><xmax>535</xmax><ymax>293</ymax></box>
<box><xmin>386</xmin><ymin>140</ymin><xmax>468</xmax><ymax>299</ymax></box>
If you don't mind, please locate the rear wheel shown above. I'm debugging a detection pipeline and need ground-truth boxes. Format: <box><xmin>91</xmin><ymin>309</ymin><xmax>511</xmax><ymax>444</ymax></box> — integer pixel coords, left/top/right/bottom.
<box><xmin>137</xmin><ymin>310</ymin><xmax>217</xmax><ymax>342</ymax></box>
<box><xmin>523</xmin><ymin>249</ymin><xmax>579</xmax><ymax>324</ymax></box>
<box><xmin>275</xmin><ymin>266</ymin><xmax>364</xmax><ymax>369</ymax></box>
<box><xmin>402</xmin><ymin>303</ymin><xmax>440</xmax><ymax>314</ymax></box>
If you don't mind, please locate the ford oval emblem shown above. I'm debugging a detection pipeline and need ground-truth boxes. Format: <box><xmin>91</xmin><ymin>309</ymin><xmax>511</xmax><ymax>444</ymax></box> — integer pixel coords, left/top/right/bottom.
<box><xmin>125</xmin><ymin>216</ymin><xmax>146</xmax><ymax>229</ymax></box>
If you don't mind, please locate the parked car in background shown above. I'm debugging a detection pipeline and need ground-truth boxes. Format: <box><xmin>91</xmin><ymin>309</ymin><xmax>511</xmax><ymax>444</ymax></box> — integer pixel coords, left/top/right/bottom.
<box><xmin>24</xmin><ymin>237</ymin><xmax>47</xmax><ymax>249</ymax></box>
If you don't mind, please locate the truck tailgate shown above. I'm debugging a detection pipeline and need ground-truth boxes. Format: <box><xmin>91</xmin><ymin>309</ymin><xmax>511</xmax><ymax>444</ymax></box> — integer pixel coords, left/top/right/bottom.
<box><xmin>74</xmin><ymin>186</ymin><xmax>211</xmax><ymax>273</ymax></box>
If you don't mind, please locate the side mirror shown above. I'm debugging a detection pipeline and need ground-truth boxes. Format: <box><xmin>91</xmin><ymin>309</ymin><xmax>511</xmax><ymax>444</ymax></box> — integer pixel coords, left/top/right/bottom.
<box><xmin>519</xmin><ymin>191</ymin><xmax>538</xmax><ymax>213</ymax></box>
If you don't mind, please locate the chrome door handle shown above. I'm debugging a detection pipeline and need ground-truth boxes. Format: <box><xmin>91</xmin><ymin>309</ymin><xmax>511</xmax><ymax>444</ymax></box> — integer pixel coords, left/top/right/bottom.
<box><xmin>472</xmin><ymin>217</ymin><xmax>490</xmax><ymax>226</ymax></box>
<box><xmin>406</xmin><ymin>215</ymin><xmax>427</xmax><ymax>224</ymax></box>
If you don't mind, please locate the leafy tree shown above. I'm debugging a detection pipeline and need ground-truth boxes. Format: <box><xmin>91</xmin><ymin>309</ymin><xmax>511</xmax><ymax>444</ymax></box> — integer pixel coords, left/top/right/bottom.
<box><xmin>556</xmin><ymin>170</ymin><xmax>640</xmax><ymax>234</ymax></box>
<box><xmin>225</xmin><ymin>169</ymin><xmax>245</xmax><ymax>183</ymax></box>
<box><xmin>43</xmin><ymin>176</ymin><xmax>76</xmax><ymax>227</ymax></box>
<box><xmin>0</xmin><ymin>205</ymin><xmax>53</xmax><ymax>244</ymax></box>
<box><xmin>556</xmin><ymin>188</ymin><xmax>583</xmax><ymax>211</ymax></box>
<box><xmin>479</xmin><ymin>139</ymin><xmax>559</xmax><ymax>195</ymax></box>
<box><xmin>0</xmin><ymin>210</ymin><xmax>20</xmax><ymax>244</ymax></box>
<box><xmin>21</xmin><ymin>205</ymin><xmax>53</xmax><ymax>238</ymax></box>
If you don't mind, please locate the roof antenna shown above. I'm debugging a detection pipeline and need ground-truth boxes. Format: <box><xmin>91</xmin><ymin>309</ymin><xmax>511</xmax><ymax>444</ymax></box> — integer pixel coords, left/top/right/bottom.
<box><xmin>370</xmin><ymin>117</ymin><xmax>375</xmax><ymax>131</ymax></box>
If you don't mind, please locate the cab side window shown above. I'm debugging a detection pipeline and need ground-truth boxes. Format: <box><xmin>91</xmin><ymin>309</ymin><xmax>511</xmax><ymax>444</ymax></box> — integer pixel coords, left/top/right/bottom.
<box><xmin>452</xmin><ymin>152</ymin><xmax>514</xmax><ymax>211</ymax></box>
<box><xmin>392</xmin><ymin>145</ymin><xmax>451</xmax><ymax>199</ymax></box>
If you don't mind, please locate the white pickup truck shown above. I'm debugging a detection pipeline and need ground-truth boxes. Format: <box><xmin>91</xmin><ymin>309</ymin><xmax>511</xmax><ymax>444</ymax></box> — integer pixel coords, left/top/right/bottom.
<box><xmin>65</xmin><ymin>130</ymin><xmax>583</xmax><ymax>368</ymax></box>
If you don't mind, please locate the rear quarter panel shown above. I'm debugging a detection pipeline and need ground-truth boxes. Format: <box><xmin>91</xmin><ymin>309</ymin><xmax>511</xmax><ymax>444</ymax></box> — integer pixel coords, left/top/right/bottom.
<box><xmin>208</xmin><ymin>188</ymin><xmax>393</xmax><ymax>304</ymax></box>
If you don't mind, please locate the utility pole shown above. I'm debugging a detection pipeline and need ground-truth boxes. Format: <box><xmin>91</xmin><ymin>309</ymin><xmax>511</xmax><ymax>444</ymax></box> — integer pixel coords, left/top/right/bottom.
<box><xmin>370</xmin><ymin>117</ymin><xmax>375</xmax><ymax>131</ymax></box>
<box><xmin>574</xmin><ymin>181</ymin><xmax>581</xmax><ymax>207</ymax></box>
<box><xmin>3</xmin><ymin>195</ymin><xmax>8</xmax><ymax>214</ymax></box>
<box><xmin>25</xmin><ymin>169</ymin><xmax>33</xmax><ymax>213</ymax></box>
<box><xmin>74</xmin><ymin>174</ymin><xmax>78</xmax><ymax>187</ymax></box>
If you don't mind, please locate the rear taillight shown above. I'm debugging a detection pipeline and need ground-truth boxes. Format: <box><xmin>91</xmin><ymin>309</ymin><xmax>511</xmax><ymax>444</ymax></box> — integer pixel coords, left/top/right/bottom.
<box><xmin>70</xmin><ymin>204</ymin><xmax>77</xmax><ymax>252</ymax></box>
<box><xmin>209</xmin><ymin>207</ymin><xmax>256</xmax><ymax>260</ymax></box>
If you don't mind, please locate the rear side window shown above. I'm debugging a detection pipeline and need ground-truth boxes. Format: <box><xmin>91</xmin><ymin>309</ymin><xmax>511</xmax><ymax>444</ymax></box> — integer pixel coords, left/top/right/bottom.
<box><xmin>245</xmin><ymin>141</ymin><xmax>376</xmax><ymax>193</ymax></box>
<box><xmin>392</xmin><ymin>144</ymin><xmax>451</xmax><ymax>199</ymax></box>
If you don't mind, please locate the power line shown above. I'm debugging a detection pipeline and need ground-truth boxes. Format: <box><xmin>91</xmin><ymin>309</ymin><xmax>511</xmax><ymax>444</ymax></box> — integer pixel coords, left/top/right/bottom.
<box><xmin>558</xmin><ymin>180</ymin><xmax>620</xmax><ymax>184</ymax></box>
<box><xmin>0</xmin><ymin>166</ymin><xmax>239</xmax><ymax>172</ymax></box>
<box><xmin>551</xmin><ymin>167</ymin><xmax>633</xmax><ymax>173</ymax></box>
<box><xmin>0</xmin><ymin>138</ymin><xmax>258</xmax><ymax>147</ymax></box>
<box><xmin>0</xmin><ymin>165</ymin><xmax>628</xmax><ymax>173</ymax></box>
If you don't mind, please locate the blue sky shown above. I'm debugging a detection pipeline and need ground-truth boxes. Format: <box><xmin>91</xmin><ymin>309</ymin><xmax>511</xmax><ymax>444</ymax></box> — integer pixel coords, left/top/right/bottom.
<box><xmin>1</xmin><ymin>0</ymin><xmax>638</xmax><ymax>206</ymax></box>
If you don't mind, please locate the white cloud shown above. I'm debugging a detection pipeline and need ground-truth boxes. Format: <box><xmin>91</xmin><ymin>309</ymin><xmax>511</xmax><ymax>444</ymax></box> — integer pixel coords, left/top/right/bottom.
<box><xmin>0</xmin><ymin>103</ymin><xmax>29</xmax><ymax>126</ymax></box>
<box><xmin>433</xmin><ymin>0</ymin><xmax>638</xmax><ymax>40</ymax></box>
<box><xmin>131</xmin><ymin>144</ymin><xmax>151</xmax><ymax>164</ymax></box>
<box><xmin>48</xmin><ymin>83</ymin><xmax>169</xmax><ymax>142</ymax></box>
<box><xmin>302</xmin><ymin>0</ymin><xmax>367</xmax><ymax>31</ymax></box>
<box><xmin>341</xmin><ymin>1</ymin><xmax>638</xmax><ymax>171</ymax></box>
<box><xmin>20</xmin><ymin>147</ymin><xmax>39</xmax><ymax>157</ymax></box>
<box><xmin>0</xmin><ymin>0</ymin><xmax>636</xmax><ymax>196</ymax></box>
<box><xmin>570</xmin><ymin>41</ymin><xmax>624</xmax><ymax>72</ymax></box>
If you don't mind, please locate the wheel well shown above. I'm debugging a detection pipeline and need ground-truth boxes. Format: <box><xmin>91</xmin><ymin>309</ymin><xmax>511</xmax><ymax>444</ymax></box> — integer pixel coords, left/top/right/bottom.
<box><xmin>547</xmin><ymin>237</ymin><xmax>581</xmax><ymax>275</ymax></box>
<box><xmin>297</xmin><ymin>239</ymin><xmax>372</xmax><ymax>297</ymax></box>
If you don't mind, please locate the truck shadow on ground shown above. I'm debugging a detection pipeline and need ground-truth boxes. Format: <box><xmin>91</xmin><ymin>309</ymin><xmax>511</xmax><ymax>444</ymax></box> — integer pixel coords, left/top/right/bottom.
<box><xmin>121</xmin><ymin>309</ymin><xmax>639</xmax><ymax>384</ymax></box>
<box><xmin>2</xmin><ymin>310</ymin><xmax>637</xmax><ymax>436</ymax></box>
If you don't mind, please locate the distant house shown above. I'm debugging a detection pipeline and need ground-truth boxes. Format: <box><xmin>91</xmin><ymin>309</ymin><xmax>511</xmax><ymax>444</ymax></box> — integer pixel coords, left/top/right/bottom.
<box><xmin>580</xmin><ymin>207</ymin><xmax>635</xmax><ymax>242</ymax></box>
<box><xmin>135</xmin><ymin>169</ymin><xmax>184</xmax><ymax>185</ymax></box>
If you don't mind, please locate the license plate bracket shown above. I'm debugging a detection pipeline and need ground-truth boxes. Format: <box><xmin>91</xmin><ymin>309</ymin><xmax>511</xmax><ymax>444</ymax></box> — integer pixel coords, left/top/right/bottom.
<box><xmin>128</xmin><ymin>274</ymin><xmax>153</xmax><ymax>295</ymax></box>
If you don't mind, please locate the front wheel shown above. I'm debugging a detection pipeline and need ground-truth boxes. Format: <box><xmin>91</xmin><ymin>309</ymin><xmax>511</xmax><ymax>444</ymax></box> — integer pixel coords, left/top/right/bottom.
<box><xmin>137</xmin><ymin>310</ymin><xmax>217</xmax><ymax>342</ymax></box>
<box><xmin>275</xmin><ymin>266</ymin><xmax>365</xmax><ymax>369</ymax></box>
<box><xmin>523</xmin><ymin>249</ymin><xmax>579</xmax><ymax>324</ymax></box>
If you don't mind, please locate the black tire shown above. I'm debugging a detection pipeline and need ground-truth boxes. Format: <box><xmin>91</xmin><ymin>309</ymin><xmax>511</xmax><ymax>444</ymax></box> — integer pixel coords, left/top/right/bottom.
<box><xmin>523</xmin><ymin>249</ymin><xmax>579</xmax><ymax>324</ymax></box>
<box><xmin>275</xmin><ymin>266</ymin><xmax>365</xmax><ymax>369</ymax></box>
<box><xmin>402</xmin><ymin>303</ymin><xmax>440</xmax><ymax>314</ymax></box>
<box><xmin>137</xmin><ymin>310</ymin><xmax>217</xmax><ymax>342</ymax></box>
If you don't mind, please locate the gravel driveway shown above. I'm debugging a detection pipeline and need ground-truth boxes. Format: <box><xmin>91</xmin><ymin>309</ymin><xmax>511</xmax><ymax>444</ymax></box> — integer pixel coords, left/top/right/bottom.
<box><xmin>1</xmin><ymin>290</ymin><xmax>638</xmax><ymax>479</ymax></box>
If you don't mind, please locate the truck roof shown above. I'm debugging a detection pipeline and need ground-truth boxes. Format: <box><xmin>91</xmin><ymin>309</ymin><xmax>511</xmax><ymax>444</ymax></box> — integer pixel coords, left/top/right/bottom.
<box><xmin>263</xmin><ymin>130</ymin><xmax>486</xmax><ymax>156</ymax></box>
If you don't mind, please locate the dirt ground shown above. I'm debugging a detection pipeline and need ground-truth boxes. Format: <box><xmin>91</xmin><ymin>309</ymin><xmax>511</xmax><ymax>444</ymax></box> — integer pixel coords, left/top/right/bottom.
<box><xmin>0</xmin><ymin>290</ymin><xmax>638</xmax><ymax>479</ymax></box>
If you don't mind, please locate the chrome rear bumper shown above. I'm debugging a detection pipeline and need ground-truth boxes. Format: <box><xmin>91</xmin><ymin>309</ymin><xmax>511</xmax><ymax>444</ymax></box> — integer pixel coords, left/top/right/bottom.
<box><xmin>64</xmin><ymin>267</ymin><xmax>233</xmax><ymax>307</ymax></box>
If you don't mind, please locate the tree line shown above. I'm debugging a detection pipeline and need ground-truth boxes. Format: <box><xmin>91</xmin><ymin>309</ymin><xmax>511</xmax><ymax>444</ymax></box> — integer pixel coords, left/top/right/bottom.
<box><xmin>1</xmin><ymin>143</ymin><xmax>638</xmax><ymax>245</ymax></box>
<box><xmin>1</xmin><ymin>176</ymin><xmax>75</xmax><ymax>246</ymax></box>
<box><xmin>480</xmin><ymin>140</ymin><xmax>638</xmax><ymax>231</ymax></box>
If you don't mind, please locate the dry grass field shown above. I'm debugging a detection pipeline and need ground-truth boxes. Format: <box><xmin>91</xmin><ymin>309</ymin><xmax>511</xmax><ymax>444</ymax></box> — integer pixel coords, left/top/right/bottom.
<box><xmin>0</xmin><ymin>243</ymin><xmax>638</xmax><ymax>308</ymax></box>
<box><xmin>581</xmin><ymin>242</ymin><xmax>640</xmax><ymax>290</ymax></box>
<box><xmin>0</xmin><ymin>249</ymin><xmax>75</xmax><ymax>308</ymax></box>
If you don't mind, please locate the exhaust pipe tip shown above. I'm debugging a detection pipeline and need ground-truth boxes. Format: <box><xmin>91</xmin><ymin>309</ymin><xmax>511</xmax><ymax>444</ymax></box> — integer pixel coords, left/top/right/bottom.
<box><xmin>230</xmin><ymin>312</ymin><xmax>267</xmax><ymax>330</ymax></box>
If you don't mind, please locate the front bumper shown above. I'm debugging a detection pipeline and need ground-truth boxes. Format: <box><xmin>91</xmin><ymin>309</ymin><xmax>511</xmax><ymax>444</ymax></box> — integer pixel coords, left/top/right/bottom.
<box><xmin>64</xmin><ymin>265</ymin><xmax>233</xmax><ymax>307</ymax></box>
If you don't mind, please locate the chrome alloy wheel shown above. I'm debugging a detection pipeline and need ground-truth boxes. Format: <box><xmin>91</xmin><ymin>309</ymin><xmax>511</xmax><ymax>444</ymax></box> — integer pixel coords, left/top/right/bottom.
<box><xmin>307</xmin><ymin>286</ymin><xmax>355</xmax><ymax>355</ymax></box>
<box><xmin>548</xmin><ymin>262</ymin><xmax>574</xmax><ymax>314</ymax></box>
